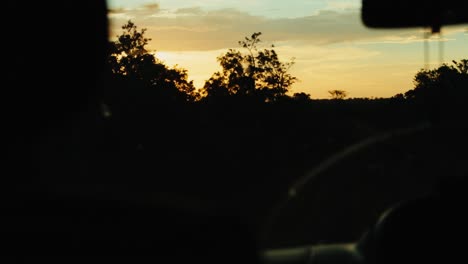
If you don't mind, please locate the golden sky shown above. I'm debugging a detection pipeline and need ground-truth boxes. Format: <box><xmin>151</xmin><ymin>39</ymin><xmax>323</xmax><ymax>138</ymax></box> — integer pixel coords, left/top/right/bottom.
<box><xmin>107</xmin><ymin>0</ymin><xmax>467</xmax><ymax>98</ymax></box>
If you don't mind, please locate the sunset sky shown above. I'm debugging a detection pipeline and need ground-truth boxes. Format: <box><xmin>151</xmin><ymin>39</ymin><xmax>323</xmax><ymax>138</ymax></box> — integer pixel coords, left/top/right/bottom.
<box><xmin>107</xmin><ymin>0</ymin><xmax>467</xmax><ymax>98</ymax></box>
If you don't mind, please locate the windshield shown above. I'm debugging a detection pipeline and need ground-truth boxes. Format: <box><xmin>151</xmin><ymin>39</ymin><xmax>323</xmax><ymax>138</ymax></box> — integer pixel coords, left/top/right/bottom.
<box><xmin>103</xmin><ymin>0</ymin><xmax>467</xmax><ymax>249</ymax></box>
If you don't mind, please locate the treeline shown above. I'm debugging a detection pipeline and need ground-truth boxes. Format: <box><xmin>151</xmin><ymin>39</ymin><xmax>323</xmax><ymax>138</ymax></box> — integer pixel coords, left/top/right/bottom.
<box><xmin>99</xmin><ymin>21</ymin><xmax>467</xmax><ymax>215</ymax></box>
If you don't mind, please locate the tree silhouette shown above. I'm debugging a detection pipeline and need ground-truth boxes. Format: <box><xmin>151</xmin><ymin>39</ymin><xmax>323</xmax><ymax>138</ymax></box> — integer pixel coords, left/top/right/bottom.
<box><xmin>107</xmin><ymin>20</ymin><xmax>198</xmax><ymax>103</ymax></box>
<box><xmin>405</xmin><ymin>59</ymin><xmax>468</xmax><ymax>101</ymax></box>
<box><xmin>328</xmin><ymin>90</ymin><xmax>348</xmax><ymax>100</ymax></box>
<box><xmin>292</xmin><ymin>92</ymin><xmax>312</xmax><ymax>102</ymax></box>
<box><xmin>403</xmin><ymin>59</ymin><xmax>467</xmax><ymax>120</ymax></box>
<box><xmin>202</xmin><ymin>32</ymin><xmax>297</xmax><ymax>102</ymax></box>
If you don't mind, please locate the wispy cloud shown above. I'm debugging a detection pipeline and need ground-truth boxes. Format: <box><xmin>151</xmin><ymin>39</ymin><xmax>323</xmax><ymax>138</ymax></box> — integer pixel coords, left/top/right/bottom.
<box><xmin>108</xmin><ymin>2</ymin><xmax>161</xmax><ymax>20</ymax></box>
<box><xmin>108</xmin><ymin>7</ymin><xmax>127</xmax><ymax>14</ymax></box>
<box><xmin>325</xmin><ymin>0</ymin><xmax>360</xmax><ymax>10</ymax></box>
<box><xmin>358</xmin><ymin>36</ymin><xmax>457</xmax><ymax>45</ymax></box>
<box><xmin>174</xmin><ymin>6</ymin><xmax>204</xmax><ymax>15</ymax></box>
<box><xmin>109</xmin><ymin>7</ymin><xmax>420</xmax><ymax>51</ymax></box>
<box><xmin>143</xmin><ymin>3</ymin><xmax>160</xmax><ymax>11</ymax></box>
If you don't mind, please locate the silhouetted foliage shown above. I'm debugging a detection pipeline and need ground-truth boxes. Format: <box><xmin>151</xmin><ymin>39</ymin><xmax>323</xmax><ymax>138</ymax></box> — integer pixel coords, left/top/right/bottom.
<box><xmin>107</xmin><ymin>20</ymin><xmax>198</xmax><ymax>103</ymax></box>
<box><xmin>404</xmin><ymin>59</ymin><xmax>468</xmax><ymax>120</ymax></box>
<box><xmin>328</xmin><ymin>90</ymin><xmax>348</xmax><ymax>99</ymax></box>
<box><xmin>391</xmin><ymin>93</ymin><xmax>405</xmax><ymax>101</ymax></box>
<box><xmin>202</xmin><ymin>32</ymin><xmax>297</xmax><ymax>102</ymax></box>
<box><xmin>293</xmin><ymin>92</ymin><xmax>312</xmax><ymax>102</ymax></box>
<box><xmin>405</xmin><ymin>59</ymin><xmax>468</xmax><ymax>102</ymax></box>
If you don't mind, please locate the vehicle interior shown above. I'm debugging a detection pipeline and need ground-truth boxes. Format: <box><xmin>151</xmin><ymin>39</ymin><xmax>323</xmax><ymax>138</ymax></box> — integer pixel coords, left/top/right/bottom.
<box><xmin>2</xmin><ymin>0</ymin><xmax>467</xmax><ymax>263</ymax></box>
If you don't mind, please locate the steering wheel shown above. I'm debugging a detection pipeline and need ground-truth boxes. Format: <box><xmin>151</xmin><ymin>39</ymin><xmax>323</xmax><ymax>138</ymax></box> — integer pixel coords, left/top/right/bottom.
<box><xmin>260</xmin><ymin>120</ymin><xmax>467</xmax><ymax>263</ymax></box>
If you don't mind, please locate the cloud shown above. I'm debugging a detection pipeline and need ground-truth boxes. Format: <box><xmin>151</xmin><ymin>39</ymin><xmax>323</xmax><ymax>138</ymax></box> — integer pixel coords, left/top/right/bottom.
<box><xmin>108</xmin><ymin>6</ymin><xmax>429</xmax><ymax>51</ymax></box>
<box><xmin>174</xmin><ymin>6</ymin><xmax>204</xmax><ymax>15</ymax></box>
<box><xmin>108</xmin><ymin>7</ymin><xmax>127</xmax><ymax>14</ymax></box>
<box><xmin>358</xmin><ymin>35</ymin><xmax>457</xmax><ymax>45</ymax></box>
<box><xmin>144</xmin><ymin>3</ymin><xmax>160</xmax><ymax>11</ymax></box>
<box><xmin>275</xmin><ymin>44</ymin><xmax>381</xmax><ymax>64</ymax></box>
<box><xmin>325</xmin><ymin>0</ymin><xmax>360</xmax><ymax>10</ymax></box>
<box><xmin>108</xmin><ymin>2</ymin><xmax>161</xmax><ymax>20</ymax></box>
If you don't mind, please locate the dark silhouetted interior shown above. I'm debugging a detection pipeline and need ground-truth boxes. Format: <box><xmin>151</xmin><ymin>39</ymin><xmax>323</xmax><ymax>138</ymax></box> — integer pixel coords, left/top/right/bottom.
<box><xmin>2</xmin><ymin>0</ymin><xmax>467</xmax><ymax>262</ymax></box>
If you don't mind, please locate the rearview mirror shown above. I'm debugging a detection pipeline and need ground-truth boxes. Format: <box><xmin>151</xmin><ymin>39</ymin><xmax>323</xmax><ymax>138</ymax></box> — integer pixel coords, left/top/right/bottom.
<box><xmin>361</xmin><ymin>0</ymin><xmax>468</xmax><ymax>32</ymax></box>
